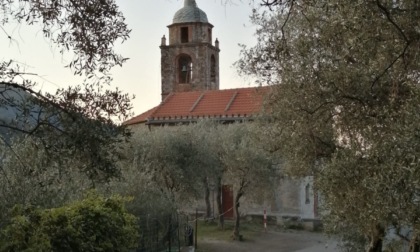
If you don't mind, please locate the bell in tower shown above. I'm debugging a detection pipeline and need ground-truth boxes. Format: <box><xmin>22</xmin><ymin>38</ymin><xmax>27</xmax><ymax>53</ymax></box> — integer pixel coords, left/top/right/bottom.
<box><xmin>160</xmin><ymin>0</ymin><xmax>220</xmax><ymax>101</ymax></box>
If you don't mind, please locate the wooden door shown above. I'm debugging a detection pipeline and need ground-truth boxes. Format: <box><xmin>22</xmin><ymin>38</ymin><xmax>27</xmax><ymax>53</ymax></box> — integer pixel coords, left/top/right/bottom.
<box><xmin>222</xmin><ymin>185</ymin><xmax>234</xmax><ymax>219</ymax></box>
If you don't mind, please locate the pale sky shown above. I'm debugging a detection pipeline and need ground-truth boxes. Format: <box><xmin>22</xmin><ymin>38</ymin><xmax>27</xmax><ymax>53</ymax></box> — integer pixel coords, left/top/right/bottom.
<box><xmin>1</xmin><ymin>0</ymin><xmax>259</xmax><ymax>116</ymax></box>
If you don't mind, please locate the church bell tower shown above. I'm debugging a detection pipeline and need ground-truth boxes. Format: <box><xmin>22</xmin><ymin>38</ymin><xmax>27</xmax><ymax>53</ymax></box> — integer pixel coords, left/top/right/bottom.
<box><xmin>160</xmin><ymin>0</ymin><xmax>220</xmax><ymax>101</ymax></box>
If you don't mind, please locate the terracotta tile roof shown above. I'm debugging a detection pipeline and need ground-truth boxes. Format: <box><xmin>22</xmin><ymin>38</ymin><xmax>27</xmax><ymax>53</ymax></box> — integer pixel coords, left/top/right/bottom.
<box><xmin>123</xmin><ymin>106</ymin><xmax>158</xmax><ymax>125</ymax></box>
<box><xmin>124</xmin><ymin>86</ymin><xmax>270</xmax><ymax>126</ymax></box>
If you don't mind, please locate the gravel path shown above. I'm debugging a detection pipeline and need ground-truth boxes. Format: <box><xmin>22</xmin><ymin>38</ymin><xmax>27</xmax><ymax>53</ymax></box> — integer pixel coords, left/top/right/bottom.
<box><xmin>198</xmin><ymin>230</ymin><xmax>339</xmax><ymax>252</ymax></box>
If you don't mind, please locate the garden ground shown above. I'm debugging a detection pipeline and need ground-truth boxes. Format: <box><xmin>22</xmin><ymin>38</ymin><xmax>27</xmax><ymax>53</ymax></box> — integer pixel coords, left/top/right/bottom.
<box><xmin>195</xmin><ymin>223</ymin><xmax>339</xmax><ymax>252</ymax></box>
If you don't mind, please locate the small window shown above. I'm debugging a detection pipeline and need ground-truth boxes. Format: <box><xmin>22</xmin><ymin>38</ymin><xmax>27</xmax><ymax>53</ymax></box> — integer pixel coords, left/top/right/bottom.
<box><xmin>210</xmin><ymin>55</ymin><xmax>216</xmax><ymax>83</ymax></box>
<box><xmin>181</xmin><ymin>27</ymin><xmax>189</xmax><ymax>43</ymax></box>
<box><xmin>208</xmin><ymin>28</ymin><xmax>212</xmax><ymax>43</ymax></box>
<box><xmin>305</xmin><ymin>184</ymin><xmax>310</xmax><ymax>204</ymax></box>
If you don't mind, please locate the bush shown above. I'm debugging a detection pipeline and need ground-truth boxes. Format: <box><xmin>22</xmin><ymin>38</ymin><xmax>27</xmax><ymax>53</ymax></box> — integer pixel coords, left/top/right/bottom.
<box><xmin>0</xmin><ymin>192</ymin><xmax>139</xmax><ymax>252</ymax></box>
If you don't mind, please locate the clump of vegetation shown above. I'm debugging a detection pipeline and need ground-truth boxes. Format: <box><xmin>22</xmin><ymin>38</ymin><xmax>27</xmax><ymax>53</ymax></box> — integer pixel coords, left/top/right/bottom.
<box><xmin>0</xmin><ymin>192</ymin><xmax>139</xmax><ymax>252</ymax></box>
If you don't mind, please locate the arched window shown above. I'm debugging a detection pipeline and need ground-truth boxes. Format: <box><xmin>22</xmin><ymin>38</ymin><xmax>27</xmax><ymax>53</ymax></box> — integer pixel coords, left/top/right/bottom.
<box><xmin>178</xmin><ymin>55</ymin><xmax>193</xmax><ymax>83</ymax></box>
<box><xmin>210</xmin><ymin>55</ymin><xmax>216</xmax><ymax>83</ymax></box>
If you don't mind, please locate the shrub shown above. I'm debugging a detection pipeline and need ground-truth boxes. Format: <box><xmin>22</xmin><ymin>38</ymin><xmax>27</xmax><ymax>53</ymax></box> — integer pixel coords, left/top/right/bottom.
<box><xmin>0</xmin><ymin>192</ymin><xmax>139</xmax><ymax>252</ymax></box>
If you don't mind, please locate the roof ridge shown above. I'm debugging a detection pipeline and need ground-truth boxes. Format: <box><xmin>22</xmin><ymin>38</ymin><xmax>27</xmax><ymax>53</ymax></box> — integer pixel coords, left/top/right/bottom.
<box><xmin>152</xmin><ymin>93</ymin><xmax>175</xmax><ymax>117</ymax></box>
<box><xmin>161</xmin><ymin>93</ymin><xmax>174</xmax><ymax>104</ymax></box>
<box><xmin>190</xmin><ymin>92</ymin><xmax>205</xmax><ymax>112</ymax></box>
<box><xmin>213</xmin><ymin>86</ymin><xmax>270</xmax><ymax>92</ymax></box>
<box><xmin>224</xmin><ymin>91</ymin><xmax>238</xmax><ymax>112</ymax></box>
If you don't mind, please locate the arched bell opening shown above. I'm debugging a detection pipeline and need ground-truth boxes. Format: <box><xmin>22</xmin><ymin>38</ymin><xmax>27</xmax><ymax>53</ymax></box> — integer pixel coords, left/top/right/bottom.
<box><xmin>177</xmin><ymin>54</ymin><xmax>193</xmax><ymax>84</ymax></box>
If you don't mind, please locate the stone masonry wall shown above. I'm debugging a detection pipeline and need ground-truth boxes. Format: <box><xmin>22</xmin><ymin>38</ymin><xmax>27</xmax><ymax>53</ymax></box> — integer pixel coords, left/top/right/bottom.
<box><xmin>160</xmin><ymin>22</ymin><xmax>219</xmax><ymax>100</ymax></box>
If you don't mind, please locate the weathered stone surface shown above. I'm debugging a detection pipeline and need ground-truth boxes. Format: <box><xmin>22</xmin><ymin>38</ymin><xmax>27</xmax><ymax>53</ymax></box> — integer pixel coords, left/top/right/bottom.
<box><xmin>161</xmin><ymin>1</ymin><xmax>219</xmax><ymax>101</ymax></box>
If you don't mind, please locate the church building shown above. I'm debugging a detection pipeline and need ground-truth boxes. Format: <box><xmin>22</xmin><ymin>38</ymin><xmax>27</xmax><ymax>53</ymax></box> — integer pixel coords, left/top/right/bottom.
<box><xmin>124</xmin><ymin>0</ymin><xmax>319</xmax><ymax>229</ymax></box>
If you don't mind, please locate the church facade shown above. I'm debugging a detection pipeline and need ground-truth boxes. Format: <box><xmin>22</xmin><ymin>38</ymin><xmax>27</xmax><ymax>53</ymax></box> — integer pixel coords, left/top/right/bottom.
<box><xmin>125</xmin><ymin>0</ymin><xmax>319</xmax><ymax>229</ymax></box>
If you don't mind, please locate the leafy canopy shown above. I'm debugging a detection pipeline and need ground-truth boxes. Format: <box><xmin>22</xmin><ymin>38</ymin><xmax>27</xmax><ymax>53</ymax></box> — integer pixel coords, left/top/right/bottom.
<box><xmin>0</xmin><ymin>0</ymin><xmax>133</xmax><ymax>182</ymax></box>
<box><xmin>238</xmin><ymin>0</ymin><xmax>420</xmax><ymax>249</ymax></box>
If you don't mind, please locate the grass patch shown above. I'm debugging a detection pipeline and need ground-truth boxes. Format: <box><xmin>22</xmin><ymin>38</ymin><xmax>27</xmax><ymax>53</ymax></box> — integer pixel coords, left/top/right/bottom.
<box><xmin>197</xmin><ymin>219</ymin><xmax>265</xmax><ymax>242</ymax></box>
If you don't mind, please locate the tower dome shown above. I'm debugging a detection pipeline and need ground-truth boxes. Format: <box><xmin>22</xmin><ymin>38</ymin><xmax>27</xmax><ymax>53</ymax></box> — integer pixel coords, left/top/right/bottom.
<box><xmin>173</xmin><ymin>0</ymin><xmax>208</xmax><ymax>24</ymax></box>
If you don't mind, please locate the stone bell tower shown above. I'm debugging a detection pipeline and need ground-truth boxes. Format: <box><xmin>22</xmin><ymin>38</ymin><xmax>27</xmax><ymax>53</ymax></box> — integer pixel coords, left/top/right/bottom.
<box><xmin>160</xmin><ymin>0</ymin><xmax>220</xmax><ymax>101</ymax></box>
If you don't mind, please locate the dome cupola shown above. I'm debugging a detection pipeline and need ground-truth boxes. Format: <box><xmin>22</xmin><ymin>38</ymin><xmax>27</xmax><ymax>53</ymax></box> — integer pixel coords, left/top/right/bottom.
<box><xmin>173</xmin><ymin>0</ymin><xmax>208</xmax><ymax>24</ymax></box>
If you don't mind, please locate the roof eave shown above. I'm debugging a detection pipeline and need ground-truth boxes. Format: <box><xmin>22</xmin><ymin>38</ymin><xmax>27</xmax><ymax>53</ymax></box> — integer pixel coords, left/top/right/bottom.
<box><xmin>145</xmin><ymin>116</ymin><xmax>254</xmax><ymax>125</ymax></box>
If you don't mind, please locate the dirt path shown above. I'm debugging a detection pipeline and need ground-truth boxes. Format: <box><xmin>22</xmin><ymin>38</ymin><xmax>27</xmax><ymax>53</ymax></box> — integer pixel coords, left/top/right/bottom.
<box><xmin>198</xmin><ymin>230</ymin><xmax>338</xmax><ymax>252</ymax></box>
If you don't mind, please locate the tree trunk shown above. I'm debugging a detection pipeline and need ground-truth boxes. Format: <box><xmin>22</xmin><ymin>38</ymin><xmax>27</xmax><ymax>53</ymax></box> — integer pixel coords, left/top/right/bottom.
<box><xmin>204</xmin><ymin>178</ymin><xmax>212</xmax><ymax>221</ymax></box>
<box><xmin>409</xmin><ymin>233</ymin><xmax>420</xmax><ymax>252</ymax></box>
<box><xmin>216</xmin><ymin>178</ymin><xmax>224</xmax><ymax>230</ymax></box>
<box><xmin>232</xmin><ymin>190</ymin><xmax>243</xmax><ymax>241</ymax></box>
<box><xmin>366</xmin><ymin>224</ymin><xmax>384</xmax><ymax>252</ymax></box>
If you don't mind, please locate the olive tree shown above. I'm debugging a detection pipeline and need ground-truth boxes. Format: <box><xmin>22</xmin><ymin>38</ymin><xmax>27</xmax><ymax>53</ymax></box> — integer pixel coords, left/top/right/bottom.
<box><xmin>237</xmin><ymin>1</ymin><xmax>420</xmax><ymax>251</ymax></box>
<box><xmin>0</xmin><ymin>136</ymin><xmax>99</xmax><ymax>226</ymax></box>
<box><xmin>126</xmin><ymin>124</ymin><xmax>216</xmax><ymax>206</ymax></box>
<box><xmin>0</xmin><ymin>0</ymin><xmax>133</xmax><ymax>182</ymax></box>
<box><xmin>125</xmin><ymin>120</ymin><xmax>278</xmax><ymax>239</ymax></box>
<box><xmin>189</xmin><ymin>121</ymin><xmax>223</xmax><ymax>220</ymax></box>
<box><xmin>218</xmin><ymin>123</ymin><xmax>277</xmax><ymax>240</ymax></box>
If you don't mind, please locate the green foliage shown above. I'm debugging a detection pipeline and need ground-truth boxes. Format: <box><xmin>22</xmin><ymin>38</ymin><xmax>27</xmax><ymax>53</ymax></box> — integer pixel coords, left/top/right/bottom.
<box><xmin>0</xmin><ymin>81</ymin><xmax>132</xmax><ymax>183</ymax></box>
<box><xmin>218</xmin><ymin>123</ymin><xmax>278</xmax><ymax>201</ymax></box>
<box><xmin>209</xmin><ymin>122</ymin><xmax>279</xmax><ymax>239</ymax></box>
<box><xmin>124</xmin><ymin>120</ymin><xmax>278</xmax><ymax>239</ymax></box>
<box><xmin>126</xmin><ymin>121</ymin><xmax>277</xmax><ymax>204</ymax></box>
<box><xmin>0</xmin><ymin>0</ymin><xmax>130</xmax><ymax>75</ymax></box>
<box><xmin>239</xmin><ymin>0</ymin><xmax>420</xmax><ymax>250</ymax></box>
<box><xmin>127</xmin><ymin>121</ymin><xmax>220</xmax><ymax>204</ymax></box>
<box><xmin>0</xmin><ymin>192</ymin><xmax>139</xmax><ymax>252</ymax></box>
<box><xmin>0</xmin><ymin>136</ymin><xmax>95</xmax><ymax>225</ymax></box>
<box><xmin>0</xmin><ymin>0</ymin><xmax>133</xmax><ymax>184</ymax></box>
<box><xmin>324</xmin><ymin>217</ymin><xmax>367</xmax><ymax>252</ymax></box>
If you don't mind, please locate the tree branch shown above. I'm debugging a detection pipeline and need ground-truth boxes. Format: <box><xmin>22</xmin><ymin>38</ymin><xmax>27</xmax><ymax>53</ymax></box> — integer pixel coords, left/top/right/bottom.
<box><xmin>0</xmin><ymin>25</ymin><xmax>12</xmax><ymax>40</ymax></box>
<box><xmin>261</xmin><ymin>0</ymin><xmax>281</xmax><ymax>8</ymax></box>
<box><xmin>0</xmin><ymin>81</ymin><xmax>76</xmax><ymax>120</ymax></box>
<box><xmin>280</xmin><ymin>0</ymin><xmax>295</xmax><ymax>41</ymax></box>
<box><xmin>371</xmin><ymin>0</ymin><xmax>411</xmax><ymax>91</ymax></box>
<box><xmin>375</xmin><ymin>0</ymin><xmax>409</xmax><ymax>43</ymax></box>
